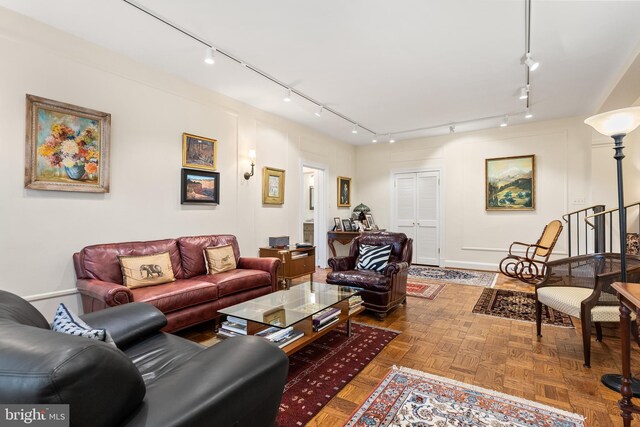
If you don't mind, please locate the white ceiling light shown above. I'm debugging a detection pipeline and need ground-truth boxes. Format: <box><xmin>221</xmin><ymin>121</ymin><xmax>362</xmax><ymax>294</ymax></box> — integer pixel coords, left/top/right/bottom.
<box><xmin>500</xmin><ymin>116</ymin><xmax>509</xmax><ymax>127</ymax></box>
<box><xmin>525</xmin><ymin>108</ymin><xmax>533</xmax><ymax>119</ymax></box>
<box><xmin>519</xmin><ymin>86</ymin><xmax>529</xmax><ymax>100</ymax></box>
<box><xmin>524</xmin><ymin>53</ymin><xmax>539</xmax><ymax>71</ymax></box>
<box><xmin>315</xmin><ymin>106</ymin><xmax>323</xmax><ymax>117</ymax></box>
<box><xmin>351</xmin><ymin>124</ymin><xmax>359</xmax><ymax>134</ymax></box>
<box><xmin>283</xmin><ymin>88</ymin><xmax>292</xmax><ymax>102</ymax></box>
<box><xmin>204</xmin><ymin>47</ymin><xmax>215</xmax><ymax>65</ymax></box>
<box><xmin>389</xmin><ymin>134</ymin><xmax>395</xmax><ymax>143</ymax></box>
<box><xmin>372</xmin><ymin>135</ymin><xmax>378</xmax><ymax>143</ymax></box>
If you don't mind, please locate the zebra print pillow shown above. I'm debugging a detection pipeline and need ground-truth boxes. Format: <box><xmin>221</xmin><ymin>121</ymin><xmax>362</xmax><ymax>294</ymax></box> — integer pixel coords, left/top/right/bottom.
<box><xmin>356</xmin><ymin>244</ymin><xmax>393</xmax><ymax>272</ymax></box>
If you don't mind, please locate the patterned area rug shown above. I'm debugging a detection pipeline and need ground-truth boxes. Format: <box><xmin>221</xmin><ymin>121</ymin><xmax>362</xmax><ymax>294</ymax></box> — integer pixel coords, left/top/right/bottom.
<box><xmin>473</xmin><ymin>288</ymin><xmax>574</xmax><ymax>327</ymax></box>
<box><xmin>345</xmin><ymin>366</ymin><xmax>585</xmax><ymax>426</ymax></box>
<box><xmin>406</xmin><ymin>282</ymin><xmax>445</xmax><ymax>300</ymax></box>
<box><xmin>277</xmin><ymin>322</ymin><xmax>399</xmax><ymax>426</ymax></box>
<box><xmin>408</xmin><ymin>265</ymin><xmax>497</xmax><ymax>288</ymax></box>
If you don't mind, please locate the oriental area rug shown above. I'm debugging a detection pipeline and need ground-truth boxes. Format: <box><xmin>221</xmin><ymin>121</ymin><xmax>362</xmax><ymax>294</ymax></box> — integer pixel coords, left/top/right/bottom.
<box><xmin>406</xmin><ymin>282</ymin><xmax>446</xmax><ymax>300</ymax></box>
<box><xmin>277</xmin><ymin>322</ymin><xmax>399</xmax><ymax>427</ymax></box>
<box><xmin>408</xmin><ymin>265</ymin><xmax>497</xmax><ymax>288</ymax></box>
<box><xmin>345</xmin><ymin>366</ymin><xmax>585</xmax><ymax>427</ymax></box>
<box><xmin>473</xmin><ymin>288</ymin><xmax>574</xmax><ymax>327</ymax></box>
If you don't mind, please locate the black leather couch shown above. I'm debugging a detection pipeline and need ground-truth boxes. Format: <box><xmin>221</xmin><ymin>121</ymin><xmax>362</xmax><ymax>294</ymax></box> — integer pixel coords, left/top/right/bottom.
<box><xmin>0</xmin><ymin>290</ymin><xmax>289</xmax><ymax>427</ymax></box>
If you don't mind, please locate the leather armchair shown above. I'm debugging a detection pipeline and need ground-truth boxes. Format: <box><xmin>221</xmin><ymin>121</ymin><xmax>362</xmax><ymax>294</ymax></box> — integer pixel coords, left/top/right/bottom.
<box><xmin>0</xmin><ymin>290</ymin><xmax>288</xmax><ymax>427</ymax></box>
<box><xmin>327</xmin><ymin>232</ymin><xmax>413</xmax><ymax>319</ymax></box>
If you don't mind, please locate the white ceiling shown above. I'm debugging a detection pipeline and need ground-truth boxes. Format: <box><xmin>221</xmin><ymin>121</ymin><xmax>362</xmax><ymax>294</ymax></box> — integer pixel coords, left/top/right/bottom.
<box><xmin>2</xmin><ymin>0</ymin><xmax>640</xmax><ymax>145</ymax></box>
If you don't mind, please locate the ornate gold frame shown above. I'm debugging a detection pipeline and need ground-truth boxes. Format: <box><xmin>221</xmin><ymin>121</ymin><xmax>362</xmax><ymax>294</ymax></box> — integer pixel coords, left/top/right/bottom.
<box><xmin>262</xmin><ymin>167</ymin><xmax>285</xmax><ymax>204</ymax></box>
<box><xmin>337</xmin><ymin>176</ymin><xmax>351</xmax><ymax>207</ymax></box>
<box><xmin>182</xmin><ymin>132</ymin><xmax>217</xmax><ymax>171</ymax></box>
<box><xmin>485</xmin><ymin>154</ymin><xmax>535</xmax><ymax>211</ymax></box>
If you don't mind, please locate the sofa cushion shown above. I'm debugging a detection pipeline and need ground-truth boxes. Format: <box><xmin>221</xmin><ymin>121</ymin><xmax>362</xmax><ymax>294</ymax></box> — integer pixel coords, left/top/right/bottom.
<box><xmin>192</xmin><ymin>269</ymin><xmax>271</xmax><ymax>298</ymax></box>
<box><xmin>327</xmin><ymin>270</ymin><xmax>391</xmax><ymax>293</ymax></box>
<box><xmin>78</xmin><ymin>239</ymin><xmax>184</xmax><ymax>284</ymax></box>
<box><xmin>204</xmin><ymin>245</ymin><xmax>237</xmax><ymax>273</ymax></box>
<box><xmin>119</xmin><ymin>251</ymin><xmax>176</xmax><ymax>288</ymax></box>
<box><xmin>356</xmin><ymin>244</ymin><xmax>392</xmax><ymax>272</ymax></box>
<box><xmin>52</xmin><ymin>303</ymin><xmax>108</xmax><ymax>342</ymax></box>
<box><xmin>178</xmin><ymin>235</ymin><xmax>241</xmax><ymax>278</ymax></box>
<box><xmin>131</xmin><ymin>279</ymin><xmax>218</xmax><ymax>313</ymax></box>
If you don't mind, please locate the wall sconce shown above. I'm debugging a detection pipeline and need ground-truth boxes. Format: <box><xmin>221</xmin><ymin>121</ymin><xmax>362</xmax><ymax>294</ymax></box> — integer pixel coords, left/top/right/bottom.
<box><xmin>244</xmin><ymin>149</ymin><xmax>256</xmax><ymax>180</ymax></box>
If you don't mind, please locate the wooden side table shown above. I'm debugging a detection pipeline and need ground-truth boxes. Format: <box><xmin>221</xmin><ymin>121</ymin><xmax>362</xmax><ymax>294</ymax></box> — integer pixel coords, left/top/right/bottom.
<box><xmin>259</xmin><ymin>246</ymin><xmax>315</xmax><ymax>289</ymax></box>
<box><xmin>611</xmin><ymin>282</ymin><xmax>640</xmax><ymax>426</ymax></box>
<box><xmin>327</xmin><ymin>230</ymin><xmax>387</xmax><ymax>257</ymax></box>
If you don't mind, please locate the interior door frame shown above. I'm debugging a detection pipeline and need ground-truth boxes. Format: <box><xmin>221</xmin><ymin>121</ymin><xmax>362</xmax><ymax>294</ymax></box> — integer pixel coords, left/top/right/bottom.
<box><xmin>300</xmin><ymin>160</ymin><xmax>328</xmax><ymax>268</ymax></box>
<box><xmin>390</xmin><ymin>166</ymin><xmax>444</xmax><ymax>267</ymax></box>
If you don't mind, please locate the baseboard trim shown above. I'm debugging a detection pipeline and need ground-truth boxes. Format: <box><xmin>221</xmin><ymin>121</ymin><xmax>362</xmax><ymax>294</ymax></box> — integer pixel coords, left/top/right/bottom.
<box><xmin>444</xmin><ymin>260</ymin><xmax>498</xmax><ymax>271</ymax></box>
<box><xmin>24</xmin><ymin>288</ymin><xmax>78</xmax><ymax>302</ymax></box>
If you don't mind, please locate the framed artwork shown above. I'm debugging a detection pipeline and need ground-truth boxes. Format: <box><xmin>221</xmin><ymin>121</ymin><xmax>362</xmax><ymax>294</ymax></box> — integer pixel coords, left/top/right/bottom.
<box><xmin>486</xmin><ymin>155</ymin><xmax>535</xmax><ymax>210</ymax></box>
<box><xmin>337</xmin><ymin>176</ymin><xmax>351</xmax><ymax>207</ymax></box>
<box><xmin>181</xmin><ymin>168</ymin><xmax>220</xmax><ymax>204</ymax></box>
<box><xmin>309</xmin><ymin>186</ymin><xmax>314</xmax><ymax>210</ymax></box>
<box><xmin>365</xmin><ymin>213</ymin><xmax>377</xmax><ymax>229</ymax></box>
<box><xmin>182</xmin><ymin>133</ymin><xmax>217</xmax><ymax>171</ymax></box>
<box><xmin>334</xmin><ymin>217</ymin><xmax>342</xmax><ymax>231</ymax></box>
<box><xmin>342</xmin><ymin>219</ymin><xmax>353</xmax><ymax>231</ymax></box>
<box><xmin>263</xmin><ymin>167</ymin><xmax>285</xmax><ymax>205</ymax></box>
<box><xmin>25</xmin><ymin>94</ymin><xmax>111</xmax><ymax>193</ymax></box>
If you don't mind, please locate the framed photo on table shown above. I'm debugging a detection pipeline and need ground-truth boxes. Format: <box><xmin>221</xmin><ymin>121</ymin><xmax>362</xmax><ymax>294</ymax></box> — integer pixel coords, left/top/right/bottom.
<box><xmin>342</xmin><ymin>219</ymin><xmax>353</xmax><ymax>231</ymax></box>
<box><xmin>334</xmin><ymin>217</ymin><xmax>342</xmax><ymax>231</ymax></box>
<box><xmin>365</xmin><ymin>213</ymin><xmax>377</xmax><ymax>230</ymax></box>
<box><xmin>263</xmin><ymin>167</ymin><xmax>285</xmax><ymax>205</ymax></box>
<box><xmin>182</xmin><ymin>133</ymin><xmax>217</xmax><ymax>171</ymax></box>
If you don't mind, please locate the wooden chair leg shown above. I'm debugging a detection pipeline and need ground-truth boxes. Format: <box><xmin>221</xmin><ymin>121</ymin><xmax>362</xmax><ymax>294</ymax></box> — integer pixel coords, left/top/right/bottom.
<box><xmin>581</xmin><ymin>318</ymin><xmax>592</xmax><ymax>368</ymax></box>
<box><xmin>595</xmin><ymin>322</ymin><xmax>603</xmax><ymax>342</ymax></box>
<box><xmin>535</xmin><ymin>300</ymin><xmax>543</xmax><ymax>338</ymax></box>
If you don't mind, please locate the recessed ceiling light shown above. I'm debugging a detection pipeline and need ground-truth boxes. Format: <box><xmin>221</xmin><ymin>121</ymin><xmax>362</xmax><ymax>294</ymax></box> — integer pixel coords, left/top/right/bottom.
<box><xmin>204</xmin><ymin>47</ymin><xmax>215</xmax><ymax>65</ymax></box>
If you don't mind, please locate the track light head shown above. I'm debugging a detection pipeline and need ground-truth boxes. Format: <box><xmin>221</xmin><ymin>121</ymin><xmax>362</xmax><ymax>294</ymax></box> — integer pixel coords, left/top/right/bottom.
<box><xmin>389</xmin><ymin>134</ymin><xmax>395</xmax><ymax>143</ymax></box>
<box><xmin>283</xmin><ymin>88</ymin><xmax>292</xmax><ymax>102</ymax></box>
<box><xmin>500</xmin><ymin>116</ymin><xmax>509</xmax><ymax>127</ymax></box>
<box><xmin>524</xmin><ymin>53</ymin><xmax>539</xmax><ymax>71</ymax></box>
<box><xmin>449</xmin><ymin>124</ymin><xmax>455</xmax><ymax>134</ymax></box>
<box><xmin>351</xmin><ymin>124</ymin><xmax>358</xmax><ymax>134</ymax></box>
<box><xmin>315</xmin><ymin>106</ymin><xmax>323</xmax><ymax>117</ymax></box>
<box><xmin>372</xmin><ymin>135</ymin><xmax>378</xmax><ymax>143</ymax></box>
<box><xmin>519</xmin><ymin>86</ymin><xmax>529</xmax><ymax>100</ymax></box>
<box><xmin>525</xmin><ymin>108</ymin><xmax>533</xmax><ymax>119</ymax></box>
<box><xmin>204</xmin><ymin>47</ymin><xmax>215</xmax><ymax>65</ymax></box>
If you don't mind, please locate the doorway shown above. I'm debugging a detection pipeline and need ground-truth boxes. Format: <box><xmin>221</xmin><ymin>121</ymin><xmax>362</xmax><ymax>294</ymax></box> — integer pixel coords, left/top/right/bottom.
<box><xmin>301</xmin><ymin>164</ymin><xmax>327</xmax><ymax>268</ymax></box>
<box><xmin>392</xmin><ymin>170</ymin><xmax>442</xmax><ymax>266</ymax></box>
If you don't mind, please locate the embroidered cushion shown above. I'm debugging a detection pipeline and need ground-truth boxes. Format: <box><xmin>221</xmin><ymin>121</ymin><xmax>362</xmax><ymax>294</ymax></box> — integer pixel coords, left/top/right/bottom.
<box><xmin>204</xmin><ymin>245</ymin><xmax>237</xmax><ymax>274</ymax></box>
<box><xmin>51</xmin><ymin>303</ymin><xmax>115</xmax><ymax>344</ymax></box>
<box><xmin>118</xmin><ymin>251</ymin><xmax>176</xmax><ymax>289</ymax></box>
<box><xmin>356</xmin><ymin>244</ymin><xmax>392</xmax><ymax>272</ymax></box>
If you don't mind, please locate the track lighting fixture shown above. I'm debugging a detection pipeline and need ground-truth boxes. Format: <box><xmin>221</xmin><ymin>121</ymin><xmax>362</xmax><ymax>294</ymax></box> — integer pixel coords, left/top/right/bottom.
<box><xmin>449</xmin><ymin>125</ymin><xmax>455</xmax><ymax>134</ymax></box>
<box><xmin>500</xmin><ymin>116</ymin><xmax>509</xmax><ymax>127</ymax></box>
<box><xmin>372</xmin><ymin>135</ymin><xmax>378</xmax><ymax>143</ymax></box>
<box><xmin>525</xmin><ymin>109</ymin><xmax>533</xmax><ymax>119</ymax></box>
<box><xmin>204</xmin><ymin>47</ymin><xmax>215</xmax><ymax>65</ymax></box>
<box><xmin>352</xmin><ymin>124</ymin><xmax>358</xmax><ymax>134</ymax></box>
<box><xmin>519</xmin><ymin>86</ymin><xmax>529</xmax><ymax>100</ymax></box>
<box><xmin>524</xmin><ymin>53</ymin><xmax>539</xmax><ymax>71</ymax></box>
<box><xmin>389</xmin><ymin>134</ymin><xmax>395</xmax><ymax>143</ymax></box>
<box><xmin>283</xmin><ymin>89</ymin><xmax>292</xmax><ymax>102</ymax></box>
<box><xmin>315</xmin><ymin>106</ymin><xmax>323</xmax><ymax>117</ymax></box>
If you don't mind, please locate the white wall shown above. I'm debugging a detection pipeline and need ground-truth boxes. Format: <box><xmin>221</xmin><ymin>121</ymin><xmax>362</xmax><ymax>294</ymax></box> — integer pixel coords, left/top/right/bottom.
<box><xmin>356</xmin><ymin>117</ymin><xmax>593</xmax><ymax>270</ymax></box>
<box><xmin>0</xmin><ymin>8</ymin><xmax>355</xmax><ymax>317</ymax></box>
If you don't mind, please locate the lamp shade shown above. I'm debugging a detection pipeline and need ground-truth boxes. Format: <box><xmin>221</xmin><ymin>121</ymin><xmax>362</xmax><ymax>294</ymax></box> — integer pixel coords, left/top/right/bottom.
<box><xmin>584</xmin><ymin>106</ymin><xmax>640</xmax><ymax>137</ymax></box>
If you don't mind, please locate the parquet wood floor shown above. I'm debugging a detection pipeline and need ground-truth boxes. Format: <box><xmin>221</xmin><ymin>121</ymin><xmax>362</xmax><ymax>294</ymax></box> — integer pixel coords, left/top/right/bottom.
<box><xmin>180</xmin><ymin>268</ymin><xmax>640</xmax><ymax>426</ymax></box>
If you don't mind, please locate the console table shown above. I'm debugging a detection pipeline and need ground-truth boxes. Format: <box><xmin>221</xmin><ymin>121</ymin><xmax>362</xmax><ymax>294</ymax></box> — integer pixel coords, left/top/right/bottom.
<box><xmin>259</xmin><ymin>246</ymin><xmax>315</xmax><ymax>289</ymax></box>
<box><xmin>327</xmin><ymin>230</ymin><xmax>385</xmax><ymax>257</ymax></box>
<box><xmin>612</xmin><ymin>282</ymin><xmax>640</xmax><ymax>426</ymax></box>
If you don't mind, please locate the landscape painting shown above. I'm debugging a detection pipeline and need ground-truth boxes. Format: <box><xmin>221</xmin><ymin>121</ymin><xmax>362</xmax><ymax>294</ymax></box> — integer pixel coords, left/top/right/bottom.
<box><xmin>181</xmin><ymin>168</ymin><xmax>219</xmax><ymax>204</ymax></box>
<box><xmin>485</xmin><ymin>155</ymin><xmax>535</xmax><ymax>211</ymax></box>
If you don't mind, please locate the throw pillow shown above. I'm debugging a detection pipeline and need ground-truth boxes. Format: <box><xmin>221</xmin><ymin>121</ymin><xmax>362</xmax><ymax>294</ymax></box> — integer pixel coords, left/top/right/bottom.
<box><xmin>204</xmin><ymin>245</ymin><xmax>237</xmax><ymax>274</ymax></box>
<box><xmin>356</xmin><ymin>244</ymin><xmax>393</xmax><ymax>272</ymax></box>
<box><xmin>51</xmin><ymin>303</ymin><xmax>114</xmax><ymax>345</ymax></box>
<box><xmin>118</xmin><ymin>251</ymin><xmax>176</xmax><ymax>289</ymax></box>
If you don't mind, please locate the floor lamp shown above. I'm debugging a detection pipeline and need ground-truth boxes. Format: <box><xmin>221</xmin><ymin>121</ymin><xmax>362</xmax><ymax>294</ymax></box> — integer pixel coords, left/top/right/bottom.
<box><xmin>584</xmin><ymin>106</ymin><xmax>640</xmax><ymax>394</ymax></box>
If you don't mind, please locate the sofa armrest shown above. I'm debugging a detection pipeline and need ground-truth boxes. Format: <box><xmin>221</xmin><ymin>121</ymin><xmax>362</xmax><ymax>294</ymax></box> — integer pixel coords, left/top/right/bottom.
<box><xmin>80</xmin><ymin>303</ymin><xmax>167</xmax><ymax>348</ymax></box>
<box><xmin>328</xmin><ymin>256</ymin><xmax>356</xmax><ymax>271</ymax></box>
<box><xmin>384</xmin><ymin>261</ymin><xmax>409</xmax><ymax>277</ymax></box>
<box><xmin>77</xmin><ymin>278</ymin><xmax>133</xmax><ymax>309</ymax></box>
<box><xmin>237</xmin><ymin>257</ymin><xmax>281</xmax><ymax>292</ymax></box>
<box><xmin>123</xmin><ymin>336</ymin><xmax>288</xmax><ymax>427</ymax></box>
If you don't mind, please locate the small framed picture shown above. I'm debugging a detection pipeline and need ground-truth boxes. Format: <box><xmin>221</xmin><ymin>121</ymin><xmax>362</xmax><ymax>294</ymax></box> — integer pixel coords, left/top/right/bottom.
<box><xmin>342</xmin><ymin>219</ymin><xmax>353</xmax><ymax>231</ymax></box>
<box><xmin>182</xmin><ymin>133</ymin><xmax>217</xmax><ymax>171</ymax></box>
<box><xmin>309</xmin><ymin>186</ymin><xmax>314</xmax><ymax>210</ymax></box>
<box><xmin>337</xmin><ymin>176</ymin><xmax>351</xmax><ymax>207</ymax></box>
<box><xmin>263</xmin><ymin>167</ymin><xmax>285</xmax><ymax>205</ymax></box>
<box><xmin>334</xmin><ymin>217</ymin><xmax>342</xmax><ymax>231</ymax></box>
<box><xmin>181</xmin><ymin>168</ymin><xmax>220</xmax><ymax>204</ymax></box>
<box><xmin>365</xmin><ymin>213</ymin><xmax>377</xmax><ymax>229</ymax></box>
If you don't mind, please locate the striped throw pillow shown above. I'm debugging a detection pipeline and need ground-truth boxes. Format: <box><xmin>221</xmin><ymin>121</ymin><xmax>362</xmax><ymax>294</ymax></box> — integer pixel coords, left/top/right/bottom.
<box><xmin>356</xmin><ymin>244</ymin><xmax>392</xmax><ymax>272</ymax></box>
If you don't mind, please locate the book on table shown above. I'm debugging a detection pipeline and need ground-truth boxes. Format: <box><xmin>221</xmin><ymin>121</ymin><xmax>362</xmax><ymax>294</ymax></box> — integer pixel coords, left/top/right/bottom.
<box><xmin>221</xmin><ymin>321</ymin><xmax>247</xmax><ymax>335</ymax></box>
<box><xmin>312</xmin><ymin>307</ymin><xmax>340</xmax><ymax>325</ymax></box>
<box><xmin>313</xmin><ymin>317</ymin><xmax>340</xmax><ymax>332</ymax></box>
<box><xmin>271</xmin><ymin>329</ymin><xmax>305</xmax><ymax>348</ymax></box>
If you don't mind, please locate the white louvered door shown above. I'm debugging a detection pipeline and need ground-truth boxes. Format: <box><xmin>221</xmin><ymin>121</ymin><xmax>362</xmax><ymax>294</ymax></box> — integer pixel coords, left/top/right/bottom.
<box><xmin>393</xmin><ymin>171</ymin><xmax>440</xmax><ymax>266</ymax></box>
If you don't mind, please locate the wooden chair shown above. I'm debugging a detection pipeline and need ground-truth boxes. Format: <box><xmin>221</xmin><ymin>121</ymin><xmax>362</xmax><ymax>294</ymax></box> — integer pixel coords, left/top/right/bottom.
<box><xmin>535</xmin><ymin>253</ymin><xmax>640</xmax><ymax>367</ymax></box>
<box><xmin>499</xmin><ymin>219</ymin><xmax>563</xmax><ymax>285</ymax></box>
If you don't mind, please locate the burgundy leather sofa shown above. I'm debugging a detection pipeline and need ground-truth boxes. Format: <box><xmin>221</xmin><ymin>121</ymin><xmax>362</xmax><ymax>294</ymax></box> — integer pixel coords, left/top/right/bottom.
<box><xmin>73</xmin><ymin>235</ymin><xmax>280</xmax><ymax>332</ymax></box>
<box><xmin>326</xmin><ymin>232</ymin><xmax>413</xmax><ymax>319</ymax></box>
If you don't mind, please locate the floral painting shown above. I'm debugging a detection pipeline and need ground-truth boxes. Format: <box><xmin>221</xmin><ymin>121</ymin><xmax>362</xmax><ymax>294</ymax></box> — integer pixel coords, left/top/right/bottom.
<box><xmin>485</xmin><ymin>155</ymin><xmax>535</xmax><ymax>210</ymax></box>
<box><xmin>25</xmin><ymin>95</ymin><xmax>110</xmax><ymax>192</ymax></box>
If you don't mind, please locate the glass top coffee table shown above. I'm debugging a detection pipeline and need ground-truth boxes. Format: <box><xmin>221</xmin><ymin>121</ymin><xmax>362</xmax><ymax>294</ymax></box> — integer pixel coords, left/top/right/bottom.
<box><xmin>219</xmin><ymin>282</ymin><xmax>363</xmax><ymax>355</ymax></box>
